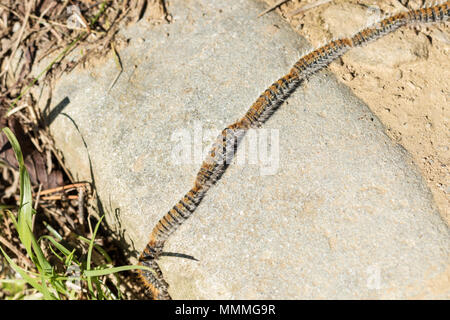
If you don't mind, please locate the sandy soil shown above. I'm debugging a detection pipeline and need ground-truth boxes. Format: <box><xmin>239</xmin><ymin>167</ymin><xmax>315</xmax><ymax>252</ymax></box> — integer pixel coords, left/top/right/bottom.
<box><xmin>261</xmin><ymin>0</ymin><xmax>449</xmax><ymax>224</ymax></box>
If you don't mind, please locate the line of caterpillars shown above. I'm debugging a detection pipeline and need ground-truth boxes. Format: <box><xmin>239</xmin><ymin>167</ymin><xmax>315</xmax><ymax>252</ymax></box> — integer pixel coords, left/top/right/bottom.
<box><xmin>137</xmin><ymin>2</ymin><xmax>450</xmax><ymax>299</ymax></box>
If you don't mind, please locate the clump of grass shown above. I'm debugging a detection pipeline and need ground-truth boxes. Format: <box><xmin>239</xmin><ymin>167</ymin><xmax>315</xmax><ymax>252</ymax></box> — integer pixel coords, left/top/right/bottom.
<box><xmin>0</xmin><ymin>128</ymin><xmax>152</xmax><ymax>300</ymax></box>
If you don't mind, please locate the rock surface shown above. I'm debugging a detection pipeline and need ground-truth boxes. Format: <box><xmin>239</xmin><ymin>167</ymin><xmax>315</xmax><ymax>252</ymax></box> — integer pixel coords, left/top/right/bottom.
<box><xmin>320</xmin><ymin>2</ymin><xmax>430</xmax><ymax>69</ymax></box>
<box><xmin>40</xmin><ymin>0</ymin><xmax>449</xmax><ymax>299</ymax></box>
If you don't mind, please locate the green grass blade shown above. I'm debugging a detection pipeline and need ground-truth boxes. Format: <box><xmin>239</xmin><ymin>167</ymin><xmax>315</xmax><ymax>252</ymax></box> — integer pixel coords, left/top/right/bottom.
<box><xmin>30</xmin><ymin>232</ymin><xmax>52</xmax><ymax>273</ymax></box>
<box><xmin>77</xmin><ymin>235</ymin><xmax>112</xmax><ymax>264</ymax></box>
<box><xmin>38</xmin><ymin>272</ymin><xmax>54</xmax><ymax>300</ymax></box>
<box><xmin>39</xmin><ymin>235</ymin><xmax>72</xmax><ymax>257</ymax></box>
<box><xmin>0</xmin><ymin>204</ymin><xmax>15</xmax><ymax>210</ymax></box>
<box><xmin>42</xmin><ymin>221</ymin><xmax>63</xmax><ymax>241</ymax></box>
<box><xmin>2</xmin><ymin>128</ymin><xmax>53</xmax><ymax>293</ymax></box>
<box><xmin>86</xmin><ymin>215</ymin><xmax>104</xmax><ymax>298</ymax></box>
<box><xmin>2</xmin><ymin>128</ymin><xmax>34</xmax><ymax>256</ymax></box>
<box><xmin>84</xmin><ymin>264</ymin><xmax>156</xmax><ymax>277</ymax></box>
<box><xmin>0</xmin><ymin>245</ymin><xmax>51</xmax><ymax>299</ymax></box>
<box><xmin>6</xmin><ymin>210</ymin><xmax>18</xmax><ymax>230</ymax></box>
<box><xmin>65</xmin><ymin>249</ymin><xmax>77</xmax><ymax>267</ymax></box>
<box><xmin>0</xmin><ymin>279</ymin><xmax>27</xmax><ymax>284</ymax></box>
<box><xmin>2</xmin><ymin>128</ymin><xmax>24</xmax><ymax>164</ymax></box>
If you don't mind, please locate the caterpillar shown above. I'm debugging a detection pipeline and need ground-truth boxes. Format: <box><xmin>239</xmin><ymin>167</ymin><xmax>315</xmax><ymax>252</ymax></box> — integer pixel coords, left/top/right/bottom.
<box><xmin>137</xmin><ymin>2</ymin><xmax>449</xmax><ymax>300</ymax></box>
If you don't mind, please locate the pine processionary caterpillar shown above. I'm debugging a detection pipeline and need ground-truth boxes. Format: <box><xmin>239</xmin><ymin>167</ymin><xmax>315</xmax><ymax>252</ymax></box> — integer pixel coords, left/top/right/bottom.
<box><xmin>137</xmin><ymin>2</ymin><xmax>450</xmax><ymax>299</ymax></box>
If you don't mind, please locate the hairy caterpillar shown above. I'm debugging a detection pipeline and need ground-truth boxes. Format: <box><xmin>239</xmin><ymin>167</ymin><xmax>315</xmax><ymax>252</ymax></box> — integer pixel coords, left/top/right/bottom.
<box><xmin>137</xmin><ymin>2</ymin><xmax>449</xmax><ymax>300</ymax></box>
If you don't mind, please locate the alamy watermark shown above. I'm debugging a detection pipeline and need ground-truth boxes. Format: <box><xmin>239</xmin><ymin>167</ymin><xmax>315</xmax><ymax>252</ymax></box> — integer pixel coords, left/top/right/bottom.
<box><xmin>170</xmin><ymin>121</ymin><xmax>280</xmax><ymax>176</ymax></box>
<box><xmin>366</xmin><ymin>265</ymin><xmax>382</xmax><ymax>290</ymax></box>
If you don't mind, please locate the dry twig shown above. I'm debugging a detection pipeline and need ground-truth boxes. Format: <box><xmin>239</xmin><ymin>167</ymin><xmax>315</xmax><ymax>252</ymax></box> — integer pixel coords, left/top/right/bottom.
<box><xmin>287</xmin><ymin>0</ymin><xmax>333</xmax><ymax>17</ymax></box>
<box><xmin>258</xmin><ymin>0</ymin><xmax>291</xmax><ymax>17</ymax></box>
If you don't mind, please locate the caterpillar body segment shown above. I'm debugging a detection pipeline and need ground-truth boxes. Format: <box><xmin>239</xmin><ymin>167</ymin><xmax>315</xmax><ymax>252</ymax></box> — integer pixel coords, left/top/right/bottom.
<box><xmin>249</xmin><ymin>73</ymin><xmax>303</xmax><ymax>126</ymax></box>
<box><xmin>409</xmin><ymin>2</ymin><xmax>449</xmax><ymax>23</ymax></box>
<box><xmin>138</xmin><ymin>258</ymin><xmax>171</xmax><ymax>300</ymax></box>
<box><xmin>292</xmin><ymin>39</ymin><xmax>353</xmax><ymax>78</ymax></box>
<box><xmin>146</xmin><ymin>186</ymin><xmax>207</xmax><ymax>252</ymax></box>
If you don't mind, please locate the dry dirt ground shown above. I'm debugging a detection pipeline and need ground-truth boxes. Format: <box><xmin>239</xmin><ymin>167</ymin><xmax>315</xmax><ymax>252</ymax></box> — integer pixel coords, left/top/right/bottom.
<box><xmin>261</xmin><ymin>0</ymin><xmax>449</xmax><ymax>224</ymax></box>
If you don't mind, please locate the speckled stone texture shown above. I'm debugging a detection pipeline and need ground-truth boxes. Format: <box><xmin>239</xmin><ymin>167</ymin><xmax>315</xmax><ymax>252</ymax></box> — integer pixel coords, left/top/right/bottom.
<box><xmin>40</xmin><ymin>0</ymin><xmax>449</xmax><ymax>299</ymax></box>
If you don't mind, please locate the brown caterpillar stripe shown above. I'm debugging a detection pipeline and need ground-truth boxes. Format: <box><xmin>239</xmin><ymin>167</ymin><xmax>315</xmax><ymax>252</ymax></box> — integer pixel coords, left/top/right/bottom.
<box><xmin>137</xmin><ymin>2</ymin><xmax>449</xmax><ymax>299</ymax></box>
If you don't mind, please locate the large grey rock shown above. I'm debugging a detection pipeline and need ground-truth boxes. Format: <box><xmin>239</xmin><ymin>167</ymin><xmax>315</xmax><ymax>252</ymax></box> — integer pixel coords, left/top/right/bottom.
<box><xmin>40</xmin><ymin>0</ymin><xmax>449</xmax><ymax>299</ymax></box>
